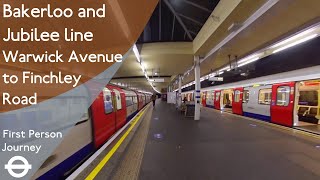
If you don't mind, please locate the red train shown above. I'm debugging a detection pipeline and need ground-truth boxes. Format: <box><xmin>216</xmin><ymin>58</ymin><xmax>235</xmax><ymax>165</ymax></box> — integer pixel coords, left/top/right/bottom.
<box><xmin>33</xmin><ymin>84</ymin><xmax>151</xmax><ymax>179</ymax></box>
<box><xmin>183</xmin><ymin>66</ymin><xmax>320</xmax><ymax>129</ymax></box>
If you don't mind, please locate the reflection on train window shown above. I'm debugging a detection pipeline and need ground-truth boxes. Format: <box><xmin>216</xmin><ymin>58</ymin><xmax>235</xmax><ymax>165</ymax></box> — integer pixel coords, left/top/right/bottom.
<box><xmin>215</xmin><ymin>92</ymin><xmax>220</xmax><ymax>101</ymax></box>
<box><xmin>207</xmin><ymin>92</ymin><xmax>213</xmax><ymax>100</ymax></box>
<box><xmin>243</xmin><ymin>90</ymin><xmax>249</xmax><ymax>103</ymax></box>
<box><xmin>114</xmin><ymin>90</ymin><xmax>122</xmax><ymax>110</ymax></box>
<box><xmin>126</xmin><ymin>96</ymin><xmax>133</xmax><ymax>107</ymax></box>
<box><xmin>133</xmin><ymin>96</ymin><xmax>138</xmax><ymax>104</ymax></box>
<box><xmin>276</xmin><ymin>86</ymin><xmax>290</xmax><ymax>106</ymax></box>
<box><xmin>234</xmin><ymin>90</ymin><xmax>241</xmax><ymax>102</ymax></box>
<box><xmin>299</xmin><ymin>91</ymin><xmax>318</xmax><ymax>106</ymax></box>
<box><xmin>258</xmin><ymin>88</ymin><xmax>272</xmax><ymax>105</ymax></box>
<box><xmin>103</xmin><ymin>88</ymin><xmax>113</xmax><ymax>114</ymax></box>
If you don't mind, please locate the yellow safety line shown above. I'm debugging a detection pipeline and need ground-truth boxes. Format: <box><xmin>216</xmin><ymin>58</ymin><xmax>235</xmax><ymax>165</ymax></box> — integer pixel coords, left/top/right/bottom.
<box><xmin>85</xmin><ymin>108</ymin><xmax>147</xmax><ymax>180</ymax></box>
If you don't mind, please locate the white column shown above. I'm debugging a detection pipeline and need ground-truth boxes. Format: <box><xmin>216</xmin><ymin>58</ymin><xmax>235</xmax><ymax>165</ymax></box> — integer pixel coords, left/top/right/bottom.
<box><xmin>194</xmin><ymin>56</ymin><xmax>201</xmax><ymax>120</ymax></box>
<box><xmin>177</xmin><ymin>75</ymin><xmax>182</xmax><ymax>107</ymax></box>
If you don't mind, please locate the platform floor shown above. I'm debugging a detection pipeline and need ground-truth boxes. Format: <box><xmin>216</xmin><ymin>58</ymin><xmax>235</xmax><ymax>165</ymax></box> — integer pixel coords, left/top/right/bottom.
<box><xmin>80</xmin><ymin>101</ymin><xmax>320</xmax><ymax>180</ymax></box>
<box><xmin>139</xmin><ymin>101</ymin><xmax>320</xmax><ymax>180</ymax></box>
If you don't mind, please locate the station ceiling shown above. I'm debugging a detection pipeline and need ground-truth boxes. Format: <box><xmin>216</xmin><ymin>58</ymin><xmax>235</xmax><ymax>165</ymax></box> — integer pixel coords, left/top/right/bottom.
<box><xmin>112</xmin><ymin>0</ymin><xmax>320</xmax><ymax>93</ymax></box>
<box><xmin>137</xmin><ymin>0</ymin><xmax>220</xmax><ymax>42</ymax></box>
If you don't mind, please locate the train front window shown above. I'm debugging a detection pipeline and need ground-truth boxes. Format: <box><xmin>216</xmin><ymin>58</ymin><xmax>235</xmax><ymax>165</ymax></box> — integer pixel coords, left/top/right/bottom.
<box><xmin>103</xmin><ymin>88</ymin><xmax>113</xmax><ymax>114</ymax></box>
<box><xmin>243</xmin><ymin>90</ymin><xmax>249</xmax><ymax>103</ymax></box>
<box><xmin>299</xmin><ymin>91</ymin><xmax>318</xmax><ymax>106</ymax></box>
<box><xmin>258</xmin><ymin>88</ymin><xmax>272</xmax><ymax>105</ymax></box>
<box><xmin>276</xmin><ymin>86</ymin><xmax>290</xmax><ymax>106</ymax></box>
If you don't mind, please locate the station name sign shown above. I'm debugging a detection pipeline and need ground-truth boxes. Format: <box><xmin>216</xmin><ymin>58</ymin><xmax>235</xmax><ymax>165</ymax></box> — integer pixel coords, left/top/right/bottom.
<box><xmin>149</xmin><ymin>78</ymin><xmax>164</xmax><ymax>82</ymax></box>
<box><xmin>209</xmin><ymin>77</ymin><xmax>223</xmax><ymax>81</ymax></box>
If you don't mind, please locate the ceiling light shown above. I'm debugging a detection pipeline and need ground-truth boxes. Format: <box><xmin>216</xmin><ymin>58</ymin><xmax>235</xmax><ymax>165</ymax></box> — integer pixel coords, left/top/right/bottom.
<box><xmin>273</xmin><ymin>34</ymin><xmax>318</xmax><ymax>54</ymax></box>
<box><xmin>271</xmin><ymin>28</ymin><xmax>316</xmax><ymax>49</ymax></box>
<box><xmin>237</xmin><ymin>54</ymin><xmax>260</xmax><ymax>64</ymax></box>
<box><xmin>140</xmin><ymin>62</ymin><xmax>146</xmax><ymax>72</ymax></box>
<box><xmin>238</xmin><ymin>57</ymin><xmax>260</xmax><ymax>67</ymax></box>
<box><xmin>133</xmin><ymin>44</ymin><xmax>141</xmax><ymax>63</ymax></box>
<box><xmin>218</xmin><ymin>71</ymin><xmax>224</xmax><ymax>75</ymax></box>
<box><xmin>219</xmin><ymin>66</ymin><xmax>231</xmax><ymax>72</ymax></box>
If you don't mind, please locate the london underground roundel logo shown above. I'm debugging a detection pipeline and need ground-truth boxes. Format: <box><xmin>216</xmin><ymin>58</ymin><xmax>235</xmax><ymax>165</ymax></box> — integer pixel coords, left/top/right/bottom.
<box><xmin>5</xmin><ymin>156</ymin><xmax>32</xmax><ymax>178</ymax></box>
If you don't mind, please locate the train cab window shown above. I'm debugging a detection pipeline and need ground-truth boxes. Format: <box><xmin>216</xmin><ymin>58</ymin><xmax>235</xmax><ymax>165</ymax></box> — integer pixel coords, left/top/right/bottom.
<box><xmin>276</xmin><ymin>86</ymin><xmax>290</xmax><ymax>106</ymax></box>
<box><xmin>114</xmin><ymin>90</ymin><xmax>122</xmax><ymax>110</ymax></box>
<box><xmin>234</xmin><ymin>90</ymin><xmax>241</xmax><ymax>102</ymax></box>
<box><xmin>258</xmin><ymin>88</ymin><xmax>272</xmax><ymax>105</ymax></box>
<box><xmin>243</xmin><ymin>90</ymin><xmax>249</xmax><ymax>103</ymax></box>
<box><xmin>125</xmin><ymin>96</ymin><xmax>133</xmax><ymax>107</ymax></box>
<box><xmin>299</xmin><ymin>91</ymin><xmax>318</xmax><ymax>106</ymax></box>
<box><xmin>103</xmin><ymin>88</ymin><xmax>113</xmax><ymax>114</ymax></box>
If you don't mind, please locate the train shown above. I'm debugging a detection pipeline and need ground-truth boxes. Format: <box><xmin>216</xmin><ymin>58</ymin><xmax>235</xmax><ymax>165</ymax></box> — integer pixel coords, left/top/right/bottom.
<box><xmin>182</xmin><ymin>66</ymin><xmax>320</xmax><ymax>128</ymax></box>
<box><xmin>33</xmin><ymin>84</ymin><xmax>152</xmax><ymax>179</ymax></box>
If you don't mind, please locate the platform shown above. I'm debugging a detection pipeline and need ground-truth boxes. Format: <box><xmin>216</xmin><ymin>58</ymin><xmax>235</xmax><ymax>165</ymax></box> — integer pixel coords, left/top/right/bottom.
<box><xmin>72</xmin><ymin>101</ymin><xmax>320</xmax><ymax>180</ymax></box>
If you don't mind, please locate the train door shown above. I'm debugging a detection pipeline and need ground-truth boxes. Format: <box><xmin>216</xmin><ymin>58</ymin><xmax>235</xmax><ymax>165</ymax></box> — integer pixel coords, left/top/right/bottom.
<box><xmin>91</xmin><ymin>87</ymin><xmax>116</xmax><ymax>148</ymax></box>
<box><xmin>143</xmin><ymin>94</ymin><xmax>146</xmax><ymax>106</ymax></box>
<box><xmin>232</xmin><ymin>87</ymin><xmax>243</xmax><ymax>115</ymax></box>
<box><xmin>112</xmin><ymin>88</ymin><xmax>126</xmax><ymax>130</ymax></box>
<box><xmin>214</xmin><ymin>91</ymin><xmax>221</xmax><ymax>110</ymax></box>
<box><xmin>221</xmin><ymin>89</ymin><xmax>233</xmax><ymax>112</ymax></box>
<box><xmin>271</xmin><ymin>82</ymin><xmax>295</xmax><ymax>127</ymax></box>
<box><xmin>138</xmin><ymin>94</ymin><xmax>143</xmax><ymax>110</ymax></box>
<box><xmin>202</xmin><ymin>91</ymin><xmax>207</xmax><ymax>106</ymax></box>
<box><xmin>294</xmin><ymin>80</ymin><xmax>320</xmax><ymax>133</ymax></box>
<box><xmin>206</xmin><ymin>91</ymin><xmax>214</xmax><ymax>108</ymax></box>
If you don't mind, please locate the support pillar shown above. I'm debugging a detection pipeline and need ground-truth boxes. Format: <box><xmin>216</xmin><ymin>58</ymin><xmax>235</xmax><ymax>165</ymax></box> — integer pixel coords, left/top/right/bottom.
<box><xmin>177</xmin><ymin>75</ymin><xmax>182</xmax><ymax>107</ymax></box>
<box><xmin>194</xmin><ymin>56</ymin><xmax>201</xmax><ymax>120</ymax></box>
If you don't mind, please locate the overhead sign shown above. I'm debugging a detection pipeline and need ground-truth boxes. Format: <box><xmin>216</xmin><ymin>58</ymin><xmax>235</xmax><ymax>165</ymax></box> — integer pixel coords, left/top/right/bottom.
<box><xmin>148</xmin><ymin>78</ymin><xmax>164</xmax><ymax>82</ymax></box>
<box><xmin>209</xmin><ymin>77</ymin><xmax>223</xmax><ymax>81</ymax></box>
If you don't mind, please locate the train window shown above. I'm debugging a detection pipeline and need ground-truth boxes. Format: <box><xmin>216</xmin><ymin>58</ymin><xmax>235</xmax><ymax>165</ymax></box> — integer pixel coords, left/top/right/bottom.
<box><xmin>276</xmin><ymin>86</ymin><xmax>290</xmax><ymax>106</ymax></box>
<box><xmin>207</xmin><ymin>92</ymin><xmax>212</xmax><ymax>99</ymax></box>
<box><xmin>103</xmin><ymin>88</ymin><xmax>113</xmax><ymax>114</ymax></box>
<box><xmin>234</xmin><ymin>90</ymin><xmax>241</xmax><ymax>102</ymax></box>
<box><xmin>125</xmin><ymin>96</ymin><xmax>133</xmax><ymax>106</ymax></box>
<box><xmin>243</xmin><ymin>90</ymin><xmax>249</xmax><ymax>103</ymax></box>
<box><xmin>114</xmin><ymin>90</ymin><xmax>122</xmax><ymax>110</ymax></box>
<box><xmin>133</xmin><ymin>96</ymin><xmax>138</xmax><ymax>104</ymax></box>
<box><xmin>299</xmin><ymin>91</ymin><xmax>318</xmax><ymax>106</ymax></box>
<box><xmin>215</xmin><ymin>92</ymin><xmax>220</xmax><ymax>101</ymax></box>
<box><xmin>258</xmin><ymin>88</ymin><xmax>272</xmax><ymax>105</ymax></box>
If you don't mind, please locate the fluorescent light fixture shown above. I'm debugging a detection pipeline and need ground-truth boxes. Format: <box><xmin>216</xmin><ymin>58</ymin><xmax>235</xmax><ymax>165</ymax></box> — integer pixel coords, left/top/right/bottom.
<box><xmin>218</xmin><ymin>71</ymin><xmax>224</xmax><ymax>75</ymax></box>
<box><xmin>273</xmin><ymin>34</ymin><xmax>318</xmax><ymax>54</ymax></box>
<box><xmin>271</xmin><ymin>28</ymin><xmax>316</xmax><ymax>49</ymax></box>
<box><xmin>220</xmin><ymin>66</ymin><xmax>231</xmax><ymax>72</ymax></box>
<box><xmin>133</xmin><ymin>44</ymin><xmax>141</xmax><ymax>63</ymax></box>
<box><xmin>238</xmin><ymin>57</ymin><xmax>260</xmax><ymax>67</ymax></box>
<box><xmin>140</xmin><ymin>62</ymin><xmax>146</xmax><ymax>72</ymax></box>
<box><xmin>238</xmin><ymin>54</ymin><xmax>260</xmax><ymax>64</ymax></box>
